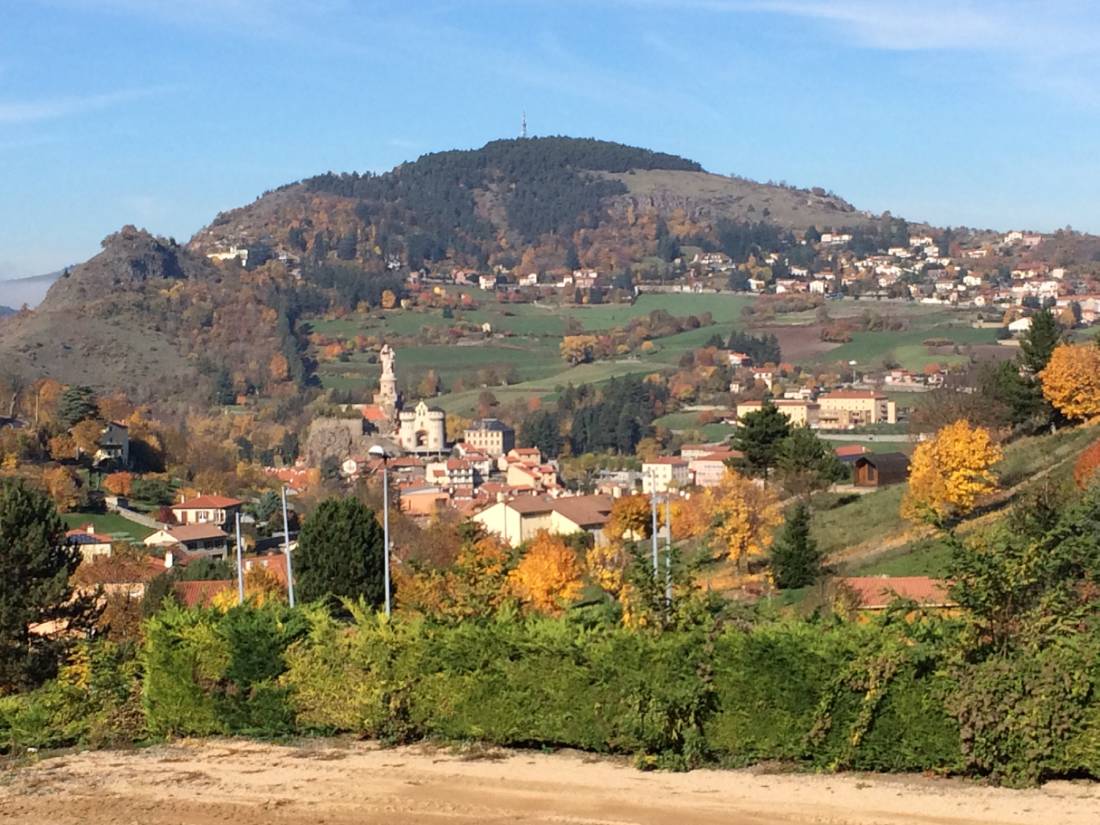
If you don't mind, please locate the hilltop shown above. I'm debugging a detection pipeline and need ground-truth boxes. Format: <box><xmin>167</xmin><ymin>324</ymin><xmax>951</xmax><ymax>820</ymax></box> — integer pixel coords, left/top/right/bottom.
<box><xmin>0</xmin><ymin>226</ymin><xmax>304</xmax><ymax>406</ymax></box>
<box><xmin>189</xmin><ymin>136</ymin><xmax>874</xmax><ymax>273</ymax></box>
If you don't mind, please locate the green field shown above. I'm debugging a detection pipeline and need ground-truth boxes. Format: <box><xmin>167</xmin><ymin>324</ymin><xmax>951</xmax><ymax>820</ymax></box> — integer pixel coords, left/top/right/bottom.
<box><xmin>811</xmin><ymin>321</ymin><xmax>998</xmax><ymax>370</ymax></box>
<box><xmin>310</xmin><ymin>293</ymin><xmax>755</xmax><ymax>414</ymax></box>
<box><xmin>63</xmin><ymin>511</ymin><xmax>155</xmax><ymax>542</ymax></box>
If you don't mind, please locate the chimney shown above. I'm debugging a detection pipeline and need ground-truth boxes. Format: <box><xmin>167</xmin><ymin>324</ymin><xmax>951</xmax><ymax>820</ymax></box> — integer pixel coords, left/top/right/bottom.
<box><xmin>164</xmin><ymin>550</ymin><xmax>174</xmax><ymax>569</ymax></box>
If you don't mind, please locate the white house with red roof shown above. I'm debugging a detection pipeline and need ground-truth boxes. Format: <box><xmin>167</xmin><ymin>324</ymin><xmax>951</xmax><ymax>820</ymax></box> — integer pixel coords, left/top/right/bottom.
<box><xmin>642</xmin><ymin>457</ymin><xmax>690</xmax><ymax>494</ymax></box>
<box><xmin>171</xmin><ymin>494</ymin><xmax>243</xmax><ymax>530</ymax></box>
<box><xmin>65</xmin><ymin>524</ymin><xmax>115</xmax><ymax>561</ymax></box>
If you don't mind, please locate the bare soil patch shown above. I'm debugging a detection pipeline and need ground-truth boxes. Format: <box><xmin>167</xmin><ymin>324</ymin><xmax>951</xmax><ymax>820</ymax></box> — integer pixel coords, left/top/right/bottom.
<box><xmin>2</xmin><ymin>739</ymin><xmax>1098</xmax><ymax>825</ymax></box>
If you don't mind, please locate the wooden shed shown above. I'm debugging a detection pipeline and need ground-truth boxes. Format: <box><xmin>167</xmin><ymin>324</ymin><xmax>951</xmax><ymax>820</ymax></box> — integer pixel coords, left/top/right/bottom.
<box><xmin>853</xmin><ymin>452</ymin><xmax>910</xmax><ymax>487</ymax></box>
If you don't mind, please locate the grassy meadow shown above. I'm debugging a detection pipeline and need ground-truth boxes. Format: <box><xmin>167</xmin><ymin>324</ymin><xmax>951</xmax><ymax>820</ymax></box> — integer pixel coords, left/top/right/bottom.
<box><xmin>307</xmin><ymin>293</ymin><xmax>997</xmax><ymax>416</ymax></box>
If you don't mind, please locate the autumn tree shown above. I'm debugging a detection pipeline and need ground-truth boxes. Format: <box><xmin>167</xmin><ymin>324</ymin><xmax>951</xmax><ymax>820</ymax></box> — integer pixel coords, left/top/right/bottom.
<box><xmin>586</xmin><ymin>541</ymin><xmax>628</xmax><ymax>598</ymax></box>
<box><xmin>605</xmin><ymin>494</ymin><xmax>659</xmax><ymax>543</ymax></box>
<box><xmin>398</xmin><ymin>534</ymin><xmax>514</xmax><ymax>619</ymax></box>
<box><xmin>1039</xmin><ymin>343</ymin><xmax>1100</xmax><ymax>422</ymax></box>
<box><xmin>508</xmin><ymin>530</ymin><xmax>583</xmax><ymax>615</ymax></box>
<box><xmin>901</xmin><ymin>420</ymin><xmax>1003</xmax><ymax>525</ymax></box>
<box><xmin>0</xmin><ymin>480</ymin><xmax>97</xmax><ymax>691</ymax></box>
<box><xmin>418</xmin><ymin>369</ymin><xmax>442</xmax><ymax>397</ymax></box>
<box><xmin>1074</xmin><ymin>440</ymin><xmax>1100</xmax><ymax>489</ymax></box>
<box><xmin>707</xmin><ymin>469</ymin><xmax>783</xmax><ymax>571</ymax></box>
<box><xmin>41</xmin><ymin>466</ymin><xmax>82</xmax><ymax>512</ymax></box>
<box><xmin>71</xmin><ymin>419</ymin><xmax>104</xmax><ymax>458</ymax></box>
<box><xmin>731</xmin><ymin>400</ymin><xmax>791</xmax><ymax>482</ymax></box>
<box><xmin>560</xmin><ymin>334</ymin><xmax>598</xmax><ymax>365</ymax></box>
<box><xmin>103</xmin><ymin>472</ymin><xmax>134</xmax><ymax>497</ymax></box>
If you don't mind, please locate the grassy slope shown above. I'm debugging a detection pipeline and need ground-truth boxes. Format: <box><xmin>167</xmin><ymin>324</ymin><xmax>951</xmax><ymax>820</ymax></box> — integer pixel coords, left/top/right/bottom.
<box><xmin>820</xmin><ymin>424</ymin><xmax>1100</xmax><ymax>578</ymax></box>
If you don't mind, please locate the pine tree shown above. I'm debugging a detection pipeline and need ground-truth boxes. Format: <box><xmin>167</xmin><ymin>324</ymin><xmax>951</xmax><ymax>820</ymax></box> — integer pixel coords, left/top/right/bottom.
<box><xmin>776</xmin><ymin>426</ymin><xmax>848</xmax><ymax>498</ymax></box>
<box><xmin>1018</xmin><ymin>308</ymin><xmax>1061</xmax><ymax>375</ymax></box>
<box><xmin>0</xmin><ymin>480</ymin><xmax>97</xmax><ymax>691</ymax></box>
<box><xmin>57</xmin><ymin>385</ymin><xmax>98</xmax><ymax>429</ymax></box>
<box><xmin>770</xmin><ymin>501</ymin><xmax>823</xmax><ymax>589</ymax></box>
<box><xmin>295</xmin><ymin>498</ymin><xmax>386</xmax><ymax>611</ymax></box>
<box><xmin>731</xmin><ymin>400</ymin><xmax>791</xmax><ymax>481</ymax></box>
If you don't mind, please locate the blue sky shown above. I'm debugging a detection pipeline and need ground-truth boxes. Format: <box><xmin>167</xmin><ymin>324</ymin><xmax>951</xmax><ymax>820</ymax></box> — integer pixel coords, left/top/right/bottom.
<box><xmin>2</xmin><ymin>0</ymin><xmax>1100</xmax><ymax>279</ymax></box>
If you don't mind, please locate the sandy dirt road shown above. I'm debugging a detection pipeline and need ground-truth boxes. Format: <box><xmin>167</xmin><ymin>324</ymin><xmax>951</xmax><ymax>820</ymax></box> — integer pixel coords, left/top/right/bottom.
<box><xmin>2</xmin><ymin>739</ymin><xmax>1098</xmax><ymax>825</ymax></box>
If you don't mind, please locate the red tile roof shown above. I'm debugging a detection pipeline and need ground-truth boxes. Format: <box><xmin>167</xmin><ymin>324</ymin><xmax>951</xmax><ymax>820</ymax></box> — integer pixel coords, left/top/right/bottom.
<box><xmin>840</xmin><ymin>577</ymin><xmax>953</xmax><ymax>610</ymax></box>
<box><xmin>172</xmin><ymin>495</ymin><xmax>243</xmax><ymax>510</ymax></box>
<box><xmin>174</xmin><ymin>580</ymin><xmax>233</xmax><ymax>608</ymax></box>
<box><xmin>164</xmin><ymin>524</ymin><xmax>228</xmax><ymax>542</ymax></box>
<box><xmin>834</xmin><ymin>444</ymin><xmax>869</xmax><ymax>457</ymax></box>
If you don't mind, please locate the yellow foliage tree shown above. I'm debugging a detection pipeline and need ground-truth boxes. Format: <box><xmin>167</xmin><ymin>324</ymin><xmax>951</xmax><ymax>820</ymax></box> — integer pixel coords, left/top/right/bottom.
<box><xmin>268</xmin><ymin>352</ymin><xmax>290</xmax><ymax>383</ymax></box>
<box><xmin>1040</xmin><ymin>343</ymin><xmax>1100</xmax><ymax>422</ymax></box>
<box><xmin>560</xmin><ymin>335</ymin><xmax>597</xmax><ymax>365</ymax></box>
<box><xmin>508</xmin><ymin>530</ymin><xmax>583</xmax><ymax>615</ymax></box>
<box><xmin>586</xmin><ymin>541</ymin><xmax>629</xmax><ymax>597</ymax></box>
<box><xmin>211</xmin><ymin>564</ymin><xmax>286</xmax><ymax>610</ymax></box>
<box><xmin>381</xmin><ymin>289</ymin><xmax>398</xmax><ymax>309</ymax></box>
<box><xmin>605</xmin><ymin>494</ymin><xmax>660</xmax><ymax>542</ymax></box>
<box><xmin>706</xmin><ymin>469</ymin><xmax>782</xmax><ymax>570</ymax></box>
<box><xmin>901</xmin><ymin>419</ymin><xmax>1003</xmax><ymax>524</ymax></box>
<box><xmin>397</xmin><ymin>535</ymin><xmax>513</xmax><ymax>619</ymax></box>
<box><xmin>670</xmin><ymin>494</ymin><xmax>711</xmax><ymax>541</ymax></box>
<box><xmin>71</xmin><ymin>419</ymin><xmax>104</xmax><ymax>457</ymax></box>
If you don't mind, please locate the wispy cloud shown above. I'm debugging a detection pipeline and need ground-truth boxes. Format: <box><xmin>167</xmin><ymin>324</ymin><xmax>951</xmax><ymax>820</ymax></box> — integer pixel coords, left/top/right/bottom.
<box><xmin>0</xmin><ymin>87</ymin><xmax>168</xmax><ymax>124</ymax></box>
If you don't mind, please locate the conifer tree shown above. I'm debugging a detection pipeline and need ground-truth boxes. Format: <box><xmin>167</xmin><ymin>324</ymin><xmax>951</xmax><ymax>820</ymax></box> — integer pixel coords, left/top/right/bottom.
<box><xmin>0</xmin><ymin>480</ymin><xmax>96</xmax><ymax>691</ymax></box>
<box><xmin>731</xmin><ymin>399</ymin><xmax>791</xmax><ymax>481</ymax></box>
<box><xmin>770</xmin><ymin>501</ymin><xmax>823</xmax><ymax>589</ymax></box>
<box><xmin>296</xmin><ymin>498</ymin><xmax>385</xmax><ymax>610</ymax></box>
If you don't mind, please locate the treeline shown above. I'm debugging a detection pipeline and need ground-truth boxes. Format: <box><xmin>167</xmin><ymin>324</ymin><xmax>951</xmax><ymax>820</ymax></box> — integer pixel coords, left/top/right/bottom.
<box><xmin>520</xmin><ymin>375</ymin><xmax>668</xmax><ymax>458</ymax></box>
<box><xmin>725</xmin><ymin>330</ymin><xmax>782</xmax><ymax>364</ymax></box>
<box><xmin>302</xmin><ymin>138</ymin><xmax>702</xmax><ymax>262</ymax></box>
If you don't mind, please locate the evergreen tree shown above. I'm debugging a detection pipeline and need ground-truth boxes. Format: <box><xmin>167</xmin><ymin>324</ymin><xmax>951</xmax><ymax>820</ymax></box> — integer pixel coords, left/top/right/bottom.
<box><xmin>731</xmin><ymin>400</ymin><xmax>791</xmax><ymax>481</ymax></box>
<box><xmin>0</xmin><ymin>480</ymin><xmax>96</xmax><ymax>691</ymax></box>
<box><xmin>776</xmin><ymin>426</ymin><xmax>848</xmax><ymax>498</ymax></box>
<box><xmin>564</xmin><ymin>242</ymin><xmax>580</xmax><ymax>271</ymax></box>
<box><xmin>979</xmin><ymin>361</ymin><xmax>1043</xmax><ymax>428</ymax></box>
<box><xmin>770</xmin><ymin>501</ymin><xmax>823</xmax><ymax>589</ymax></box>
<box><xmin>57</xmin><ymin>385</ymin><xmax>98</xmax><ymax>429</ymax></box>
<box><xmin>213</xmin><ymin>369</ymin><xmax>235</xmax><ymax>406</ymax></box>
<box><xmin>520</xmin><ymin>409</ymin><xmax>563</xmax><ymax>458</ymax></box>
<box><xmin>296</xmin><ymin>498</ymin><xmax>386</xmax><ymax>610</ymax></box>
<box><xmin>1018</xmin><ymin>308</ymin><xmax>1061</xmax><ymax>375</ymax></box>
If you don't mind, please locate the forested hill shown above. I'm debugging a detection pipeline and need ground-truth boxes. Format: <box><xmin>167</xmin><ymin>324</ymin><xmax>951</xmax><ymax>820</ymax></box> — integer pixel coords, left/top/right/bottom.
<box><xmin>189</xmin><ymin>136</ymin><xmax>872</xmax><ymax>274</ymax></box>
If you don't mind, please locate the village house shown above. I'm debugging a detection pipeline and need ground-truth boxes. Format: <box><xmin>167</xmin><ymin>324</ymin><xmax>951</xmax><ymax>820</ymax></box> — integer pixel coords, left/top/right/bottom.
<box><xmin>400</xmin><ymin>485</ymin><xmax>452</xmax><ymax>517</ymax></box>
<box><xmin>463</xmin><ymin>418</ymin><xmax>516</xmax><ymax>457</ymax></box>
<box><xmin>95</xmin><ymin>421</ymin><xmax>130</xmax><ymax>467</ymax></box>
<box><xmin>689</xmin><ymin>449</ymin><xmax>741</xmax><ymax>488</ymax></box>
<box><xmin>65</xmin><ymin>524</ymin><xmax>115</xmax><ymax>561</ymax></box>
<box><xmin>735</xmin><ymin>399</ymin><xmax>820</xmax><ymax>428</ymax></box>
<box><xmin>144</xmin><ymin>524</ymin><xmax>230</xmax><ymax>561</ymax></box>
<box><xmin>817</xmin><ymin>390</ymin><xmax>897</xmax><ymax>428</ymax></box>
<box><xmin>472</xmin><ymin>494</ymin><xmax>614</xmax><ymax>548</ymax></box>
<box><xmin>839</xmin><ymin>576</ymin><xmax>954</xmax><ymax>616</ymax></box>
<box><xmin>642</xmin><ymin>457</ymin><xmax>691</xmax><ymax>494</ymax></box>
<box><xmin>171</xmin><ymin>494</ymin><xmax>244</xmax><ymax>531</ymax></box>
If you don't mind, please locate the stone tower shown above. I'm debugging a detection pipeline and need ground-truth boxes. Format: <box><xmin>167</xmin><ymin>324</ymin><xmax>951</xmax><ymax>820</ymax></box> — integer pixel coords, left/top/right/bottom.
<box><xmin>374</xmin><ymin>343</ymin><xmax>400</xmax><ymax>418</ymax></box>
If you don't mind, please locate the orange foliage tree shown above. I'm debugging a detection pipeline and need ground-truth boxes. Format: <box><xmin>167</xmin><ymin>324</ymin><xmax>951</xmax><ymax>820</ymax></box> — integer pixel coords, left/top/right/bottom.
<box><xmin>42</xmin><ymin>465</ymin><xmax>81</xmax><ymax>511</ymax></box>
<box><xmin>397</xmin><ymin>535</ymin><xmax>513</xmax><ymax>619</ymax></box>
<box><xmin>508</xmin><ymin>531</ymin><xmax>583</xmax><ymax>615</ymax></box>
<box><xmin>1040</xmin><ymin>343</ymin><xmax>1100</xmax><ymax>422</ymax></box>
<box><xmin>706</xmin><ymin>469</ymin><xmax>783</xmax><ymax>571</ymax></box>
<box><xmin>103</xmin><ymin>471</ymin><xmax>134</xmax><ymax>496</ymax></box>
<box><xmin>1074</xmin><ymin>440</ymin><xmax>1100</xmax><ymax>489</ymax></box>
<box><xmin>901</xmin><ymin>419</ymin><xmax>1003</xmax><ymax>524</ymax></box>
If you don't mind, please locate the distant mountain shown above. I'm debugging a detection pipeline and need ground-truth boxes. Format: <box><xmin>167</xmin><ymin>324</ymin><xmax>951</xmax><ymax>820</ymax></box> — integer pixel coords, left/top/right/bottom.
<box><xmin>0</xmin><ymin>305</ymin><xmax>14</xmax><ymax>318</ymax></box>
<box><xmin>190</xmin><ymin>136</ymin><xmax>874</xmax><ymax>274</ymax></box>
<box><xmin>0</xmin><ymin>270</ymin><xmax>61</xmax><ymax>309</ymax></box>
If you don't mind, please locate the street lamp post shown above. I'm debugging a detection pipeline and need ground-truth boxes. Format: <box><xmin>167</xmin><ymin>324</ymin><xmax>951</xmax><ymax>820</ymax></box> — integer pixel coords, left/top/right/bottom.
<box><xmin>281</xmin><ymin>485</ymin><xmax>295</xmax><ymax>608</ymax></box>
<box><xmin>648</xmin><ymin>471</ymin><xmax>659</xmax><ymax>580</ymax></box>
<box><xmin>369</xmin><ymin>445</ymin><xmax>392</xmax><ymax>618</ymax></box>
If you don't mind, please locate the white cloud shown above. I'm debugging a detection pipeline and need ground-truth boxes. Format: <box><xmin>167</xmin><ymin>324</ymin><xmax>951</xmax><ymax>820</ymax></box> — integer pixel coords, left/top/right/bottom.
<box><xmin>0</xmin><ymin>87</ymin><xmax>167</xmax><ymax>125</ymax></box>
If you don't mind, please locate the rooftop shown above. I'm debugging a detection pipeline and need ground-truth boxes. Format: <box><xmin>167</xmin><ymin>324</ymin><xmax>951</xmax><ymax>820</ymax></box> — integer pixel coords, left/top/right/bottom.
<box><xmin>172</xmin><ymin>495</ymin><xmax>243</xmax><ymax>510</ymax></box>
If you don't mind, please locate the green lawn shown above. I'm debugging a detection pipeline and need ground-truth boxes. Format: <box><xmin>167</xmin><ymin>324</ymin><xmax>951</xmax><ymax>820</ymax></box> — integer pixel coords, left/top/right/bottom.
<box><xmin>849</xmin><ymin>536</ymin><xmax>954</xmax><ymax>577</ymax></box>
<box><xmin>811</xmin><ymin>484</ymin><xmax>907</xmax><ymax>559</ymax></box>
<box><xmin>813</xmin><ymin>322</ymin><xmax>997</xmax><ymax>370</ymax></box>
<box><xmin>63</xmin><ymin>512</ymin><xmax>155</xmax><ymax>542</ymax></box>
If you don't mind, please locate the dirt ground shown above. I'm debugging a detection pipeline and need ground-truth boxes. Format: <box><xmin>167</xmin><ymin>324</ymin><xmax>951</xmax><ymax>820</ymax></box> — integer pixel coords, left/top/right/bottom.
<box><xmin>3</xmin><ymin>740</ymin><xmax>1099</xmax><ymax>825</ymax></box>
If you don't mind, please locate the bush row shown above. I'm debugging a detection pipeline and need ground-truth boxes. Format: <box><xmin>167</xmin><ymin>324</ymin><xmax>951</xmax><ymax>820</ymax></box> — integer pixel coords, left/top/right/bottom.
<box><xmin>4</xmin><ymin>604</ymin><xmax>1100</xmax><ymax>785</ymax></box>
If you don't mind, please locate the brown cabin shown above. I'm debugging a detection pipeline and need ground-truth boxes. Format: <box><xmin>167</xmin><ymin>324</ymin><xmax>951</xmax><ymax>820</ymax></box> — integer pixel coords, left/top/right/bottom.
<box><xmin>853</xmin><ymin>452</ymin><xmax>910</xmax><ymax>487</ymax></box>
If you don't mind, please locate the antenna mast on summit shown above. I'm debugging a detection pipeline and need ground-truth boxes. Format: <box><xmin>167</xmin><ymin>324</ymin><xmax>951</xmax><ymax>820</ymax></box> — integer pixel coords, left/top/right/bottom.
<box><xmin>521</xmin><ymin>111</ymin><xmax>527</xmax><ymax>139</ymax></box>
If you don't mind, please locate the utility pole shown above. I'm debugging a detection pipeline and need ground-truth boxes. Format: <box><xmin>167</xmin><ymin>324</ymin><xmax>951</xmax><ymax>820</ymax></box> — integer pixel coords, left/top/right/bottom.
<box><xmin>235</xmin><ymin>511</ymin><xmax>245</xmax><ymax>605</ymax></box>
<box><xmin>665</xmin><ymin>495</ymin><xmax>673</xmax><ymax>604</ymax></box>
<box><xmin>649</xmin><ymin>472</ymin><xmax>659</xmax><ymax>579</ymax></box>
<box><xmin>281</xmin><ymin>485</ymin><xmax>295</xmax><ymax>608</ymax></box>
<box><xmin>369</xmin><ymin>445</ymin><xmax>392</xmax><ymax>618</ymax></box>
